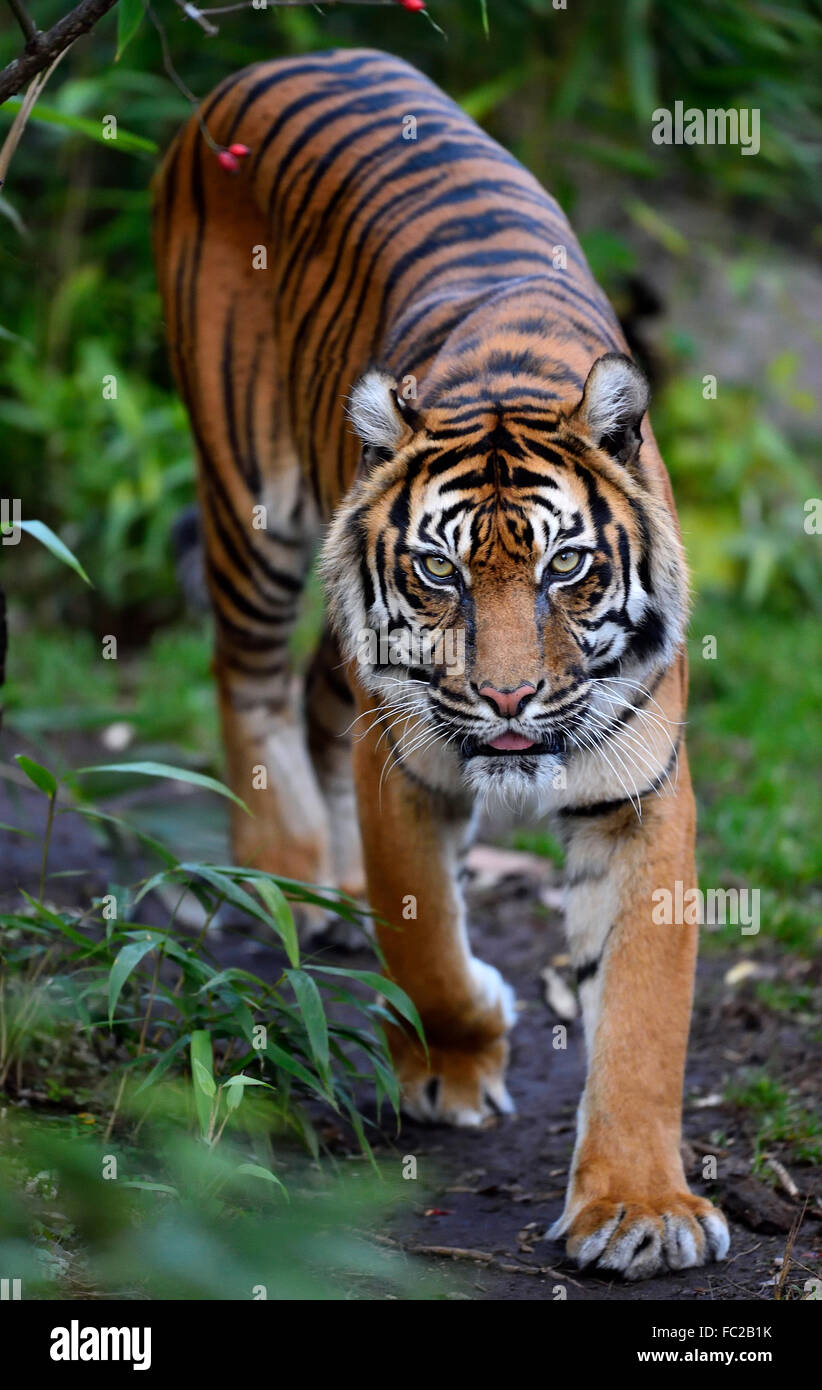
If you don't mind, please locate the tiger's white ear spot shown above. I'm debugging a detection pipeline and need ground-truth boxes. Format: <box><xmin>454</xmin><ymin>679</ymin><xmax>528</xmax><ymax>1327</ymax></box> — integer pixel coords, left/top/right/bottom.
<box><xmin>577</xmin><ymin>354</ymin><xmax>649</xmax><ymax>464</ymax></box>
<box><xmin>347</xmin><ymin>370</ymin><xmax>404</xmax><ymax>450</ymax></box>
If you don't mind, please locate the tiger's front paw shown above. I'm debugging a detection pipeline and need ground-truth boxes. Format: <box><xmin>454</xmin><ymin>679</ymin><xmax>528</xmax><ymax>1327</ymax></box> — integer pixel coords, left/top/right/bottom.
<box><xmin>397</xmin><ymin>1034</ymin><xmax>515</xmax><ymax>1127</ymax></box>
<box><xmin>552</xmin><ymin>1193</ymin><xmax>729</xmax><ymax>1282</ymax></box>
<box><xmin>390</xmin><ymin>961</ymin><xmax>517</xmax><ymax>1127</ymax></box>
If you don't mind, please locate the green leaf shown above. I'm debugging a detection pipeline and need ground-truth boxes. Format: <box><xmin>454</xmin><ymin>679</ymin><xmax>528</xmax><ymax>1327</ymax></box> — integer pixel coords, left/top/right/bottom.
<box><xmin>625</xmin><ymin>198</ymin><xmax>689</xmax><ymax>257</ymax></box>
<box><xmin>459</xmin><ymin>67</ymin><xmax>524</xmax><ymax>122</ymax></box>
<box><xmin>622</xmin><ymin>0</ymin><xmax>658</xmax><ymax>119</ymax></box>
<box><xmin>224</xmin><ymin>1081</ymin><xmax>244</xmax><ymax>1113</ymax></box>
<box><xmin>19</xmin><ymin>889</ymin><xmax>101</xmax><ymax>952</ymax></box>
<box><xmin>192</xmin><ymin>1057</ymin><xmax>216</xmax><ymax>1099</ymax></box>
<box><xmin>63</xmin><ymin>804</ymin><xmax>179</xmax><ymax>868</ymax></box>
<box><xmin>222</xmin><ymin>1073</ymin><xmax>273</xmax><ymax>1113</ymax></box>
<box><xmin>264</xmin><ymin>1040</ymin><xmax>333</xmax><ymax>1103</ymax></box>
<box><xmin>0</xmin><ymin>822</ymin><xmax>36</xmax><ymax>838</ymax></box>
<box><xmin>133</xmin><ymin>1033</ymin><xmax>191</xmax><ymax>1095</ymax></box>
<box><xmin>190</xmin><ymin>1029</ymin><xmax>214</xmax><ymax>1137</ymax></box>
<box><xmin>221</xmin><ymin>1074</ymin><xmax>271</xmax><ymax>1088</ymax></box>
<box><xmin>78</xmin><ymin>762</ymin><xmax>250</xmax><ymax>813</ymax></box>
<box><xmin>287</xmin><ymin>970</ymin><xmax>329</xmax><ymax>1077</ymax></box>
<box><xmin>108</xmin><ymin>936</ymin><xmax>157</xmax><ymax>1023</ymax></box>
<box><xmin>178</xmin><ymin>865</ymin><xmax>271</xmax><ymax>925</ymax></box>
<box><xmin>236</xmin><ymin>1162</ymin><xmax>286</xmax><ymax>1195</ymax></box>
<box><xmin>205</xmin><ymin>866</ymin><xmax>360</xmax><ymax>919</ymax></box>
<box><xmin>14</xmin><ymin>754</ymin><xmax>58</xmax><ymax>797</ymax></box>
<box><xmin>0</xmin><ymin>99</ymin><xmax>157</xmax><ymax>156</ymax></box>
<box><xmin>251</xmin><ymin>878</ymin><xmax>299</xmax><ymax>967</ymax></box>
<box><xmin>16</xmin><ymin>520</ymin><xmax>91</xmax><ymax>585</ymax></box>
<box><xmin>121</xmin><ymin>1181</ymin><xmax>178</xmax><ymax>1195</ymax></box>
<box><xmin>312</xmin><ymin>966</ymin><xmax>426</xmax><ymax>1049</ymax></box>
<box><xmin>116</xmin><ymin>0</ymin><xmax>146</xmax><ymax>61</ymax></box>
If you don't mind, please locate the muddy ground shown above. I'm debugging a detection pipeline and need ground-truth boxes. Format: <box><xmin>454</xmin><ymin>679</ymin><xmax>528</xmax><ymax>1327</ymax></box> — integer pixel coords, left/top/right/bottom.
<box><xmin>2</xmin><ymin>750</ymin><xmax>821</xmax><ymax>1302</ymax></box>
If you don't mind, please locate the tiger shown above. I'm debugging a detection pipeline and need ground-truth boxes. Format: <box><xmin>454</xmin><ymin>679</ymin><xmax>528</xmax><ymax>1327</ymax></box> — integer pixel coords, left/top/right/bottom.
<box><xmin>153</xmin><ymin>47</ymin><xmax>729</xmax><ymax>1281</ymax></box>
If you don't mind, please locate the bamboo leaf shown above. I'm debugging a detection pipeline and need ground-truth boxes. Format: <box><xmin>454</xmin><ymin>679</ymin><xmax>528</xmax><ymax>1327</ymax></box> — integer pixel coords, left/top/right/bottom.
<box><xmin>16</xmin><ymin>520</ymin><xmax>92</xmax><ymax>584</ymax></box>
<box><xmin>287</xmin><ymin>970</ymin><xmax>330</xmax><ymax>1078</ymax></box>
<box><xmin>236</xmin><ymin>1162</ymin><xmax>286</xmax><ymax>1195</ymax></box>
<box><xmin>108</xmin><ymin>936</ymin><xmax>157</xmax><ymax>1023</ymax></box>
<box><xmin>311</xmin><ymin>966</ymin><xmax>426</xmax><ymax>1048</ymax></box>
<box><xmin>251</xmin><ymin>877</ymin><xmax>299</xmax><ymax>966</ymax></box>
<box><xmin>14</xmin><ymin>753</ymin><xmax>57</xmax><ymax>797</ymax></box>
<box><xmin>192</xmin><ymin>1057</ymin><xmax>216</xmax><ymax>1099</ymax></box>
<box><xmin>190</xmin><ymin>1029</ymin><xmax>214</xmax><ymax>1136</ymax></box>
<box><xmin>116</xmin><ymin>0</ymin><xmax>146</xmax><ymax>62</ymax></box>
<box><xmin>0</xmin><ymin>99</ymin><xmax>156</xmax><ymax>156</ymax></box>
<box><xmin>78</xmin><ymin>762</ymin><xmax>249</xmax><ymax>813</ymax></box>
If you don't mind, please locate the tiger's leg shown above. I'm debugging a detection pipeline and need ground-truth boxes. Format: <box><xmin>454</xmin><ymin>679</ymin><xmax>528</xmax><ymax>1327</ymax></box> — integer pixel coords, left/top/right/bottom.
<box><xmin>551</xmin><ymin>751</ymin><xmax>729</xmax><ymax>1280</ymax></box>
<box><xmin>351</xmin><ymin>676</ymin><xmax>517</xmax><ymax>1126</ymax></box>
<box><xmin>213</xmin><ymin>542</ymin><xmax>334</xmax><ymax>890</ymax></box>
<box><xmin>200</xmin><ymin>450</ymin><xmax>334</xmax><ymax>888</ymax></box>
<box><xmin>154</xmin><ymin>124</ymin><xmax>333</xmax><ymax>889</ymax></box>
<box><xmin>305</xmin><ymin>628</ymin><xmax>365</xmax><ymax>900</ymax></box>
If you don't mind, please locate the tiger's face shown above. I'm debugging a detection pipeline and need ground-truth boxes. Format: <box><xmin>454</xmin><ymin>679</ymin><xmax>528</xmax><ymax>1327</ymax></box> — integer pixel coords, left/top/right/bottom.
<box><xmin>322</xmin><ymin>354</ymin><xmax>688</xmax><ymax>806</ymax></box>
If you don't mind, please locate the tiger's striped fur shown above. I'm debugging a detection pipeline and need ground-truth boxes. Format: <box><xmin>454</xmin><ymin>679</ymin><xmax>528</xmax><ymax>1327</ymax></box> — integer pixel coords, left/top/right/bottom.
<box><xmin>153</xmin><ymin>48</ymin><xmax>728</xmax><ymax>1280</ymax></box>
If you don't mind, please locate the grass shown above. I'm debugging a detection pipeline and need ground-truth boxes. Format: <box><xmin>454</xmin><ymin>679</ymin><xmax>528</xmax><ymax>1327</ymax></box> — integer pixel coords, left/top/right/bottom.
<box><xmin>726</xmin><ymin>1070</ymin><xmax>822</xmax><ymax>1173</ymax></box>
<box><xmin>3</xmin><ymin>619</ymin><xmax>218</xmax><ymax>756</ymax></box>
<box><xmin>687</xmin><ymin>596</ymin><xmax>822</xmax><ymax>956</ymax></box>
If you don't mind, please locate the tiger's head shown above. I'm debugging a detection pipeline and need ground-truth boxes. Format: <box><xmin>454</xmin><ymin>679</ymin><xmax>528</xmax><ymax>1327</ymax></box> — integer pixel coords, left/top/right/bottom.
<box><xmin>321</xmin><ymin>354</ymin><xmax>688</xmax><ymax>807</ymax></box>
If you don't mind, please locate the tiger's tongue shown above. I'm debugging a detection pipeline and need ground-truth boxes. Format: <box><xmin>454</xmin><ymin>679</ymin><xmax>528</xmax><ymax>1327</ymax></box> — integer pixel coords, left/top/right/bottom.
<box><xmin>487</xmin><ymin>732</ymin><xmax>536</xmax><ymax>752</ymax></box>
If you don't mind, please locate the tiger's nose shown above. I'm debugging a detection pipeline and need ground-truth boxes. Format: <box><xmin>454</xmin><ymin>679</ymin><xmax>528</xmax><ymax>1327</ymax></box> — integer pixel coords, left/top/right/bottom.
<box><xmin>478</xmin><ymin>682</ymin><xmax>537</xmax><ymax>717</ymax></box>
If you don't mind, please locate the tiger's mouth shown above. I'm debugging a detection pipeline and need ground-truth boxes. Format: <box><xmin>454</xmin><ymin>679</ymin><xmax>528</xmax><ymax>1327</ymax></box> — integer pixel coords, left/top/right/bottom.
<box><xmin>462</xmin><ymin>732</ymin><xmax>565</xmax><ymax>759</ymax></box>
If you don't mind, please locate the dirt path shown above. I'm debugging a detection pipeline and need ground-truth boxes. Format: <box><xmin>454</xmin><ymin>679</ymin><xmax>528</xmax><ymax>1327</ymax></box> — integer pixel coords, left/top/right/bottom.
<box><xmin>2</xmin><ymin>749</ymin><xmax>820</xmax><ymax>1301</ymax></box>
<box><xmin>297</xmin><ymin>852</ymin><xmax>817</xmax><ymax>1302</ymax></box>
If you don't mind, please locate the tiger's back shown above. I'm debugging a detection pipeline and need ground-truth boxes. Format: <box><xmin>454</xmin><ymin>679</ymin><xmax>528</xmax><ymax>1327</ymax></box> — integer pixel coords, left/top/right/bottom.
<box><xmin>155</xmin><ymin>48</ymin><xmax>660</xmax><ymax>511</ymax></box>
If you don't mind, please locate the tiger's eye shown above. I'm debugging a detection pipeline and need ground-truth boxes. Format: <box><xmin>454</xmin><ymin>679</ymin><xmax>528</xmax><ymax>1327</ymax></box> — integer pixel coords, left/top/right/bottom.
<box><xmin>424</xmin><ymin>554</ymin><xmax>456</xmax><ymax>578</ymax></box>
<box><xmin>549</xmin><ymin>548</ymin><xmax>581</xmax><ymax>575</ymax></box>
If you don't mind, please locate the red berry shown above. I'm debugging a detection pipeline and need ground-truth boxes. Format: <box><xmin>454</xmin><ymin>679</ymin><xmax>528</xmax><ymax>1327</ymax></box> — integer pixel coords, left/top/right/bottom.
<box><xmin>228</xmin><ymin>143</ymin><xmax>250</xmax><ymax>158</ymax></box>
<box><xmin>217</xmin><ymin>150</ymin><xmax>239</xmax><ymax>173</ymax></box>
<box><xmin>398</xmin><ymin>0</ymin><xmax>425</xmax><ymax>9</ymax></box>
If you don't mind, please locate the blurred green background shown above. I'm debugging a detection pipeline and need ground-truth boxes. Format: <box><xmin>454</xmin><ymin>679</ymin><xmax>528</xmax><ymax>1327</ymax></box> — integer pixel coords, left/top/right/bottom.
<box><xmin>2</xmin><ymin>0</ymin><xmax>821</xmax><ymax>943</ymax></box>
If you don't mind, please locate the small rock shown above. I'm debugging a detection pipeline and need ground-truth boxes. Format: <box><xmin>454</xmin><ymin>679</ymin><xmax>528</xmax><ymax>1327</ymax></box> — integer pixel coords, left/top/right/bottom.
<box><xmin>721</xmin><ymin>1175</ymin><xmax>798</xmax><ymax>1234</ymax></box>
<box><xmin>540</xmin><ymin>966</ymin><xmax>578</xmax><ymax>1021</ymax></box>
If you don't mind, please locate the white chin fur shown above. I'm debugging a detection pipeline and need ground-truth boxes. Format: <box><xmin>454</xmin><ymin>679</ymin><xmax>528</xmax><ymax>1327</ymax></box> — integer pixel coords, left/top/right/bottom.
<box><xmin>463</xmin><ymin>753</ymin><xmax>564</xmax><ymax>815</ymax></box>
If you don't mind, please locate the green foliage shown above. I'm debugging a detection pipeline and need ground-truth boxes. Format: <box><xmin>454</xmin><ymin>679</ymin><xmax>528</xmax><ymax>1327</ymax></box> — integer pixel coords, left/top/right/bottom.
<box><xmin>117</xmin><ymin>0</ymin><xmax>146</xmax><ymax>63</ymax></box>
<box><xmin>0</xmin><ymin>751</ymin><xmax>416</xmax><ymax>1151</ymax></box>
<box><xmin>0</xmin><ymin>1111</ymin><xmax>437</xmax><ymax>1299</ymax></box>
<box><xmin>1</xmin><ymin>97</ymin><xmax>157</xmax><ymax>154</ymax></box>
<box><xmin>658</xmin><ymin>369</ymin><xmax>822</xmax><ymax>613</ymax></box>
<box><xmin>0</xmin><ymin>326</ymin><xmax>193</xmax><ymax>612</ymax></box>
<box><xmin>0</xmin><ymin>521</ymin><xmax>92</xmax><ymax>586</ymax></box>
<box><xmin>0</xmin><ymin>731</ymin><xmax>439</xmax><ymax>1293</ymax></box>
<box><xmin>726</xmin><ymin>1070</ymin><xmax>822</xmax><ymax>1170</ymax></box>
<box><xmin>687</xmin><ymin>597</ymin><xmax>822</xmax><ymax>957</ymax></box>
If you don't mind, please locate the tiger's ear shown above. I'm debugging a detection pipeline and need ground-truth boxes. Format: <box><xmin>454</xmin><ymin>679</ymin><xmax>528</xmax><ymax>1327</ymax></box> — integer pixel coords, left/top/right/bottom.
<box><xmin>574</xmin><ymin>353</ymin><xmax>649</xmax><ymax>468</ymax></box>
<box><xmin>348</xmin><ymin>370</ymin><xmax>421</xmax><ymax>470</ymax></box>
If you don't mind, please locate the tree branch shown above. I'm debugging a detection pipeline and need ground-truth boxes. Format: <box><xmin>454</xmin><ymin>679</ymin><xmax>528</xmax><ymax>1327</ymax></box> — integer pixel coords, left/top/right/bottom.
<box><xmin>7</xmin><ymin>0</ymin><xmax>40</xmax><ymax>46</ymax></box>
<box><xmin>0</xmin><ymin>0</ymin><xmax>119</xmax><ymax>105</ymax></box>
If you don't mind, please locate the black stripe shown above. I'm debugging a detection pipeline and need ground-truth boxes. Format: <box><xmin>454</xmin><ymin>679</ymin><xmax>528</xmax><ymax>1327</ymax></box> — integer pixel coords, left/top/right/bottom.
<box><xmin>575</xmin><ymin>958</ymin><xmax>600</xmax><ymax>986</ymax></box>
<box><xmin>560</xmin><ymin>738</ymin><xmax>680</xmax><ymax>819</ymax></box>
<box><xmin>565</xmin><ymin>865</ymin><xmax>609</xmax><ymax>889</ymax></box>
